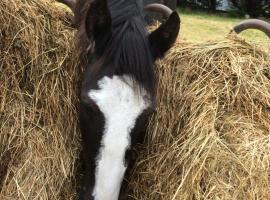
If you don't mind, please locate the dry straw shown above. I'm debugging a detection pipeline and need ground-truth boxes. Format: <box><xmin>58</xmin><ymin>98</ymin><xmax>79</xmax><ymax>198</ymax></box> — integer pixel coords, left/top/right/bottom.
<box><xmin>0</xmin><ymin>0</ymin><xmax>80</xmax><ymax>199</ymax></box>
<box><xmin>1</xmin><ymin>0</ymin><xmax>270</xmax><ymax>200</ymax></box>
<box><xmin>127</xmin><ymin>37</ymin><xmax>270</xmax><ymax>200</ymax></box>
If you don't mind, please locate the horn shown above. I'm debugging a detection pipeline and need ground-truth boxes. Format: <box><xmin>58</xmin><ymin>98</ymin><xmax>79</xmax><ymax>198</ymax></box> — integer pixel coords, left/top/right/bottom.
<box><xmin>233</xmin><ymin>19</ymin><xmax>270</xmax><ymax>38</ymax></box>
<box><xmin>56</xmin><ymin>0</ymin><xmax>76</xmax><ymax>12</ymax></box>
<box><xmin>144</xmin><ymin>3</ymin><xmax>173</xmax><ymax>18</ymax></box>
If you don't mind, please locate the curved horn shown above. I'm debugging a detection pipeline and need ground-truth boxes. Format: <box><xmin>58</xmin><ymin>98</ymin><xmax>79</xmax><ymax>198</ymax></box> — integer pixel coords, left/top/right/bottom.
<box><xmin>56</xmin><ymin>0</ymin><xmax>76</xmax><ymax>12</ymax></box>
<box><xmin>233</xmin><ymin>19</ymin><xmax>270</xmax><ymax>38</ymax></box>
<box><xmin>144</xmin><ymin>3</ymin><xmax>173</xmax><ymax>18</ymax></box>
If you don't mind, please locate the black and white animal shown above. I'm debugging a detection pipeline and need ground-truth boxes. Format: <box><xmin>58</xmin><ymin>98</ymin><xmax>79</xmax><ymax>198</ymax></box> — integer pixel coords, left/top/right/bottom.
<box><xmin>56</xmin><ymin>0</ymin><xmax>270</xmax><ymax>199</ymax></box>
<box><xmin>57</xmin><ymin>0</ymin><xmax>180</xmax><ymax>199</ymax></box>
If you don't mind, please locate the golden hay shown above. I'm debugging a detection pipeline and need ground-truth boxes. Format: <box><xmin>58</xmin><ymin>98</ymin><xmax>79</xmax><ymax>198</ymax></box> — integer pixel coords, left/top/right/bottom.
<box><xmin>1</xmin><ymin>1</ymin><xmax>270</xmax><ymax>200</ymax></box>
<box><xmin>0</xmin><ymin>0</ymin><xmax>80</xmax><ymax>199</ymax></box>
<box><xmin>127</xmin><ymin>37</ymin><xmax>270</xmax><ymax>200</ymax></box>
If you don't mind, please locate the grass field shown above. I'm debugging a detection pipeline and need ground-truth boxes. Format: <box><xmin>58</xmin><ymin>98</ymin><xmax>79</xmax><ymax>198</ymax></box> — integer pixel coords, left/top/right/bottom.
<box><xmin>178</xmin><ymin>8</ymin><xmax>270</xmax><ymax>45</ymax></box>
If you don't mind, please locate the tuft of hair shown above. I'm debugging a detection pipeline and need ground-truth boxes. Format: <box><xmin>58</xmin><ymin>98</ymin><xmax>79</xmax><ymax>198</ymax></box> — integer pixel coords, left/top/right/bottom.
<box><xmin>104</xmin><ymin>15</ymin><xmax>157</xmax><ymax>97</ymax></box>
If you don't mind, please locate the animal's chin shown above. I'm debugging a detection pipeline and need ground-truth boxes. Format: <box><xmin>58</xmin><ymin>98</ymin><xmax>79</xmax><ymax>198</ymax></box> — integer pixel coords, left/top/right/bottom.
<box><xmin>79</xmin><ymin>195</ymin><xmax>94</xmax><ymax>200</ymax></box>
<box><xmin>79</xmin><ymin>190</ymin><xmax>94</xmax><ymax>200</ymax></box>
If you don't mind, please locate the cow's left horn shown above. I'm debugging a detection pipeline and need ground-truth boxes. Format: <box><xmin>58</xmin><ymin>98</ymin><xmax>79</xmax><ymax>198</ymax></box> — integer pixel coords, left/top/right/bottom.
<box><xmin>233</xmin><ymin>19</ymin><xmax>270</xmax><ymax>38</ymax></box>
<box><xmin>144</xmin><ymin>3</ymin><xmax>173</xmax><ymax>18</ymax></box>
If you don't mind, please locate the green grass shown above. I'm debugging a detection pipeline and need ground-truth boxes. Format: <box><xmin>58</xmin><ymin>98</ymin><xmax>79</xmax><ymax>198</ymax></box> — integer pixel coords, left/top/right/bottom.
<box><xmin>178</xmin><ymin>8</ymin><xmax>270</xmax><ymax>44</ymax></box>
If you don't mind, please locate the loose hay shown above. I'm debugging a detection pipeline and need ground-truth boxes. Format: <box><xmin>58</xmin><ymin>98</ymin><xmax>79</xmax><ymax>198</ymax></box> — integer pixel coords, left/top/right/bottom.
<box><xmin>1</xmin><ymin>1</ymin><xmax>270</xmax><ymax>200</ymax></box>
<box><xmin>0</xmin><ymin>0</ymin><xmax>80</xmax><ymax>199</ymax></box>
<box><xmin>127</xmin><ymin>37</ymin><xmax>270</xmax><ymax>200</ymax></box>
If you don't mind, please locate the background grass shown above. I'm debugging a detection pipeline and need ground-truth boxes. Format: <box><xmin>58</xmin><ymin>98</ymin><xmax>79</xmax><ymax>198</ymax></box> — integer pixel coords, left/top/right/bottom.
<box><xmin>178</xmin><ymin>8</ymin><xmax>270</xmax><ymax>45</ymax></box>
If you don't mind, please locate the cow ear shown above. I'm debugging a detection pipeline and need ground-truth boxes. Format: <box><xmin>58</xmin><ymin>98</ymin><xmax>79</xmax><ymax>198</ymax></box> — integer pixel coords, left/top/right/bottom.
<box><xmin>85</xmin><ymin>0</ymin><xmax>111</xmax><ymax>40</ymax></box>
<box><xmin>149</xmin><ymin>11</ymin><xmax>180</xmax><ymax>59</ymax></box>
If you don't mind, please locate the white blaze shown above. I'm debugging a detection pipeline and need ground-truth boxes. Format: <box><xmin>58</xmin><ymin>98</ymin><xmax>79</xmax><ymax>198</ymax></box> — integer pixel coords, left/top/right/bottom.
<box><xmin>88</xmin><ymin>75</ymin><xmax>150</xmax><ymax>200</ymax></box>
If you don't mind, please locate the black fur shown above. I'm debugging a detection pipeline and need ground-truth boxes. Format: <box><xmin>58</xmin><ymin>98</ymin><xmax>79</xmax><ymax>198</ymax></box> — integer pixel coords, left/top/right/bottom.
<box><xmin>85</xmin><ymin>0</ymin><xmax>156</xmax><ymax>97</ymax></box>
<box><xmin>79</xmin><ymin>100</ymin><xmax>105</xmax><ymax>199</ymax></box>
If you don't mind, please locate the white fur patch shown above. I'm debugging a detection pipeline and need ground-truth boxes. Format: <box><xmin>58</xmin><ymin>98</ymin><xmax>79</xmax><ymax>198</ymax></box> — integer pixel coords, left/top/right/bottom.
<box><xmin>88</xmin><ymin>75</ymin><xmax>150</xmax><ymax>200</ymax></box>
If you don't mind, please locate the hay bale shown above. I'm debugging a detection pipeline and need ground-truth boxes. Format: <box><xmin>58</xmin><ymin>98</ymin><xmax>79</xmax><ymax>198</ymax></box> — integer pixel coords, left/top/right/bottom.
<box><xmin>0</xmin><ymin>0</ymin><xmax>80</xmax><ymax>199</ymax></box>
<box><xmin>1</xmin><ymin>0</ymin><xmax>270</xmax><ymax>200</ymax></box>
<box><xmin>127</xmin><ymin>37</ymin><xmax>270</xmax><ymax>199</ymax></box>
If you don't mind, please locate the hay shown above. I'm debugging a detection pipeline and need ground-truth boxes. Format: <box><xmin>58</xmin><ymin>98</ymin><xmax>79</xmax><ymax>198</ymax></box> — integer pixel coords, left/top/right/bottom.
<box><xmin>1</xmin><ymin>0</ymin><xmax>270</xmax><ymax>200</ymax></box>
<box><xmin>127</xmin><ymin>37</ymin><xmax>270</xmax><ymax>199</ymax></box>
<box><xmin>0</xmin><ymin>0</ymin><xmax>80</xmax><ymax>199</ymax></box>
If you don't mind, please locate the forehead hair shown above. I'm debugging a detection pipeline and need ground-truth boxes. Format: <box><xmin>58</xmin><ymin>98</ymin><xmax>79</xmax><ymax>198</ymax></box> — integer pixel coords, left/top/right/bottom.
<box><xmin>73</xmin><ymin>0</ymin><xmax>145</xmax><ymax>56</ymax></box>
<box><xmin>100</xmin><ymin>1</ymin><xmax>157</xmax><ymax>97</ymax></box>
<box><xmin>74</xmin><ymin>0</ymin><xmax>169</xmax><ymax>97</ymax></box>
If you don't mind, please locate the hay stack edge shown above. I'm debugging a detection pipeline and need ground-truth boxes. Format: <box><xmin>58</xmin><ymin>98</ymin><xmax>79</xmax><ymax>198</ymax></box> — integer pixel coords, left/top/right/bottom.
<box><xmin>1</xmin><ymin>0</ymin><xmax>270</xmax><ymax>199</ymax></box>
